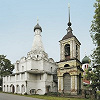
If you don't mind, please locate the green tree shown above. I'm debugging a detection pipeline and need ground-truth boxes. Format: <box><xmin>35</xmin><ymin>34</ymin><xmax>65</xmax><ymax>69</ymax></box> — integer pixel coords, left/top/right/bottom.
<box><xmin>90</xmin><ymin>0</ymin><xmax>100</xmax><ymax>91</ymax></box>
<box><xmin>0</xmin><ymin>55</ymin><xmax>14</xmax><ymax>86</ymax></box>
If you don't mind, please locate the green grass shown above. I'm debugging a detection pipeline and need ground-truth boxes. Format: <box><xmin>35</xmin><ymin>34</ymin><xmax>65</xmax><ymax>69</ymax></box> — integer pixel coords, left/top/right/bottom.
<box><xmin>24</xmin><ymin>95</ymin><xmax>89</xmax><ymax>100</ymax></box>
<box><xmin>0</xmin><ymin>92</ymin><xmax>90</xmax><ymax>100</ymax></box>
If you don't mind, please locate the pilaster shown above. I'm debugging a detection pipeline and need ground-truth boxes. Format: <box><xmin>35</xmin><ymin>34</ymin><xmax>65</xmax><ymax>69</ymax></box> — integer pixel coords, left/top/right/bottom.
<box><xmin>58</xmin><ymin>76</ymin><xmax>63</xmax><ymax>93</ymax></box>
<box><xmin>71</xmin><ymin>75</ymin><xmax>78</xmax><ymax>95</ymax></box>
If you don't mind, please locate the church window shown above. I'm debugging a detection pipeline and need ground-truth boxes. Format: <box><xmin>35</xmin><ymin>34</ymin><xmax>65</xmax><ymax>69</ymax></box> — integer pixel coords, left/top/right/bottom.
<box><xmin>17</xmin><ymin>63</ymin><xmax>19</xmax><ymax>71</ymax></box>
<box><xmin>7</xmin><ymin>85</ymin><xmax>8</xmax><ymax>92</ymax></box>
<box><xmin>51</xmin><ymin>67</ymin><xmax>52</xmax><ymax>73</ymax></box>
<box><xmin>22</xmin><ymin>66</ymin><xmax>24</xmax><ymax>71</ymax></box>
<box><xmin>21</xmin><ymin>85</ymin><xmax>25</xmax><ymax>93</ymax></box>
<box><xmin>40</xmin><ymin>75</ymin><xmax>41</xmax><ymax>80</ymax></box>
<box><xmin>4</xmin><ymin>85</ymin><xmax>5</xmax><ymax>92</ymax></box>
<box><xmin>16</xmin><ymin>85</ymin><xmax>20</xmax><ymax>92</ymax></box>
<box><xmin>64</xmin><ymin>44</ymin><xmax>70</xmax><ymax>60</ymax></box>
<box><xmin>64</xmin><ymin>64</ymin><xmax>70</xmax><ymax>67</ymax></box>
<box><xmin>65</xmin><ymin>44</ymin><xmax>70</xmax><ymax>56</ymax></box>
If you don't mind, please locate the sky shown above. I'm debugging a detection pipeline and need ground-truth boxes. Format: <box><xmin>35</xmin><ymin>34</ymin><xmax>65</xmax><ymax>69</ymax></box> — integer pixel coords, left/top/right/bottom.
<box><xmin>0</xmin><ymin>0</ymin><xmax>96</xmax><ymax>63</ymax></box>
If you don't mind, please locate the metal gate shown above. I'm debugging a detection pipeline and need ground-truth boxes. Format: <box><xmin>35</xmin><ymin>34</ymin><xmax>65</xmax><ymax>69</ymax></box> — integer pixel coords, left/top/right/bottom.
<box><xmin>63</xmin><ymin>73</ymin><xmax>71</xmax><ymax>93</ymax></box>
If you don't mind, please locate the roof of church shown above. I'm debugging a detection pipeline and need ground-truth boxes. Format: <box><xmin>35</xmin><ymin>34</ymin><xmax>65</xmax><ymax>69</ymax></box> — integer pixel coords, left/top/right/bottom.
<box><xmin>62</xmin><ymin>5</ymin><xmax>76</xmax><ymax>41</ymax></box>
<box><xmin>82</xmin><ymin>56</ymin><xmax>91</xmax><ymax>64</ymax></box>
<box><xmin>34</xmin><ymin>23</ymin><xmax>42</xmax><ymax>32</ymax></box>
<box><xmin>62</xmin><ymin>27</ymin><xmax>74</xmax><ymax>40</ymax></box>
<box><xmin>61</xmin><ymin>6</ymin><xmax>81</xmax><ymax>45</ymax></box>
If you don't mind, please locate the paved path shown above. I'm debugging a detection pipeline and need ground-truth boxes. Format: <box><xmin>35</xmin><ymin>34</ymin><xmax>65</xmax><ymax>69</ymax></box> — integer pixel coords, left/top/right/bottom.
<box><xmin>0</xmin><ymin>93</ymin><xmax>45</xmax><ymax>100</ymax></box>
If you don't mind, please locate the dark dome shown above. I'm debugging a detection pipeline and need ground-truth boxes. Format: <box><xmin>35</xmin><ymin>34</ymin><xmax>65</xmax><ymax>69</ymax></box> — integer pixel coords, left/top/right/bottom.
<box><xmin>82</xmin><ymin>56</ymin><xmax>91</xmax><ymax>64</ymax></box>
<box><xmin>34</xmin><ymin>23</ymin><xmax>42</xmax><ymax>32</ymax></box>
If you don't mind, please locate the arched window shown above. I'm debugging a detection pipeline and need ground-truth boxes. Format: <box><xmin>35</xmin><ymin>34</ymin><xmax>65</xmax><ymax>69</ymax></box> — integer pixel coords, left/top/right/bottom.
<box><xmin>65</xmin><ymin>44</ymin><xmax>70</xmax><ymax>56</ymax></box>
<box><xmin>64</xmin><ymin>64</ymin><xmax>70</xmax><ymax>67</ymax></box>
<box><xmin>51</xmin><ymin>67</ymin><xmax>52</xmax><ymax>73</ymax></box>
<box><xmin>64</xmin><ymin>44</ymin><xmax>70</xmax><ymax>60</ymax></box>
<box><xmin>22</xmin><ymin>66</ymin><xmax>24</xmax><ymax>71</ymax></box>
<box><xmin>4</xmin><ymin>85</ymin><xmax>5</xmax><ymax>92</ymax></box>
<box><xmin>7</xmin><ymin>85</ymin><xmax>8</xmax><ymax>92</ymax></box>
<box><xmin>21</xmin><ymin>85</ymin><xmax>25</xmax><ymax>93</ymax></box>
<box><xmin>16</xmin><ymin>85</ymin><xmax>20</xmax><ymax>93</ymax></box>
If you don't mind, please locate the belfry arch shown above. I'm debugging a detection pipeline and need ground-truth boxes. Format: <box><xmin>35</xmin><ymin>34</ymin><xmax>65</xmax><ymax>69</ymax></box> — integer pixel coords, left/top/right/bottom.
<box><xmin>64</xmin><ymin>44</ymin><xmax>70</xmax><ymax>60</ymax></box>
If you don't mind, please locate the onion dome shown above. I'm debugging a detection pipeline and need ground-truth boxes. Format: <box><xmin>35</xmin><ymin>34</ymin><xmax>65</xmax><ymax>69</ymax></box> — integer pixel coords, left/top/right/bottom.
<box><xmin>82</xmin><ymin>56</ymin><xmax>91</xmax><ymax>64</ymax></box>
<box><xmin>34</xmin><ymin>23</ymin><xmax>42</xmax><ymax>32</ymax></box>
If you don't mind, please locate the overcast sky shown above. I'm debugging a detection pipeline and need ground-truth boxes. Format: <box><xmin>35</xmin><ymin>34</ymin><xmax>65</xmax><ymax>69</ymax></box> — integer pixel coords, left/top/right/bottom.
<box><xmin>0</xmin><ymin>0</ymin><xmax>96</xmax><ymax>63</ymax></box>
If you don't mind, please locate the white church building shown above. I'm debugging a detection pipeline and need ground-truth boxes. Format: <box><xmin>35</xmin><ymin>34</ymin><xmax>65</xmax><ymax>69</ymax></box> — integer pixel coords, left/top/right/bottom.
<box><xmin>3</xmin><ymin>23</ymin><xmax>58</xmax><ymax>95</ymax></box>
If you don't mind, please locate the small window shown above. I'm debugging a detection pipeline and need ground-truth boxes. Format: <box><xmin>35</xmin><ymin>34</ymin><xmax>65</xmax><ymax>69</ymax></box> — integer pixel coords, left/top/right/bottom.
<box><xmin>51</xmin><ymin>67</ymin><xmax>52</xmax><ymax>73</ymax></box>
<box><xmin>17</xmin><ymin>63</ymin><xmax>19</xmax><ymax>71</ymax></box>
<box><xmin>40</xmin><ymin>75</ymin><xmax>41</xmax><ymax>80</ymax></box>
<box><xmin>22</xmin><ymin>66</ymin><xmax>24</xmax><ymax>71</ymax></box>
<box><xmin>64</xmin><ymin>64</ymin><xmax>70</xmax><ymax>67</ymax></box>
<box><xmin>85</xmin><ymin>65</ymin><xmax>86</xmax><ymax>68</ymax></box>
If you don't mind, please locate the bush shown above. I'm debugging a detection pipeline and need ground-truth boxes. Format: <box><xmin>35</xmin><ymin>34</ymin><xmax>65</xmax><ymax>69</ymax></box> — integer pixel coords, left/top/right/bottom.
<box><xmin>45</xmin><ymin>92</ymin><xmax>62</xmax><ymax>96</ymax></box>
<box><xmin>97</xmin><ymin>91</ymin><xmax>100</xmax><ymax>96</ymax></box>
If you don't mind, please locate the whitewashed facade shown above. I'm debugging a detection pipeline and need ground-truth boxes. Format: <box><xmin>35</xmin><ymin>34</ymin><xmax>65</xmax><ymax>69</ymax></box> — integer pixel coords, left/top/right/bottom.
<box><xmin>3</xmin><ymin>23</ymin><xmax>58</xmax><ymax>95</ymax></box>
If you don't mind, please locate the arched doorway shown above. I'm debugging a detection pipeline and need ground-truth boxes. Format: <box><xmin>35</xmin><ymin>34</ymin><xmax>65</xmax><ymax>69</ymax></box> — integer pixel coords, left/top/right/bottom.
<box><xmin>10</xmin><ymin>85</ymin><xmax>15</xmax><ymax>93</ymax></box>
<box><xmin>12</xmin><ymin>85</ymin><xmax>15</xmax><ymax>93</ymax></box>
<box><xmin>63</xmin><ymin>73</ymin><xmax>71</xmax><ymax>93</ymax></box>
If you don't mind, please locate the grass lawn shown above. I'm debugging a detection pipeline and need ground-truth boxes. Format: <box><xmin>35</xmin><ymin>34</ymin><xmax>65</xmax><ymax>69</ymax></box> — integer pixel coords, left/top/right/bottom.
<box><xmin>24</xmin><ymin>95</ymin><xmax>89</xmax><ymax>100</ymax></box>
<box><xmin>0</xmin><ymin>92</ymin><xmax>89</xmax><ymax>100</ymax></box>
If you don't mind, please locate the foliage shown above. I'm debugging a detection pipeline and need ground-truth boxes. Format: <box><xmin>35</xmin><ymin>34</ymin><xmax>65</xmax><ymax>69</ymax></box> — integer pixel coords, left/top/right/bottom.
<box><xmin>97</xmin><ymin>91</ymin><xmax>100</xmax><ymax>96</ymax></box>
<box><xmin>88</xmin><ymin>0</ymin><xmax>100</xmax><ymax>91</ymax></box>
<box><xmin>0</xmin><ymin>55</ymin><xmax>14</xmax><ymax>86</ymax></box>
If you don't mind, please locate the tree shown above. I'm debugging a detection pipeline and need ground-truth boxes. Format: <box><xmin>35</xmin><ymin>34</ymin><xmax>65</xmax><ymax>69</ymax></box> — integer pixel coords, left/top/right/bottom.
<box><xmin>90</xmin><ymin>0</ymin><xmax>100</xmax><ymax>91</ymax></box>
<box><xmin>0</xmin><ymin>55</ymin><xmax>14</xmax><ymax>86</ymax></box>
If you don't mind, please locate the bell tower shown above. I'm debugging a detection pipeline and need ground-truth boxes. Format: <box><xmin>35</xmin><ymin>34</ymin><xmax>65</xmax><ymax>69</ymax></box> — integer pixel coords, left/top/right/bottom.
<box><xmin>60</xmin><ymin>5</ymin><xmax>81</xmax><ymax>61</ymax></box>
<box><xmin>57</xmin><ymin>5</ymin><xmax>83</xmax><ymax>95</ymax></box>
